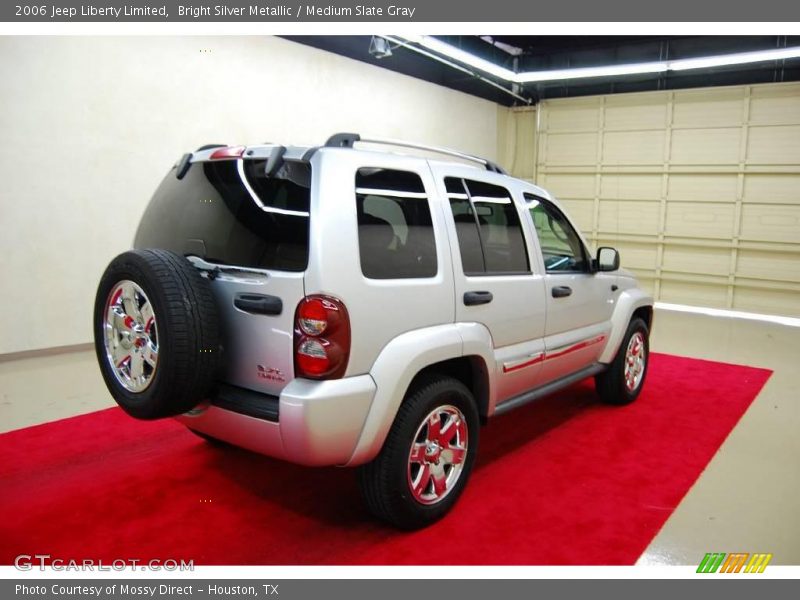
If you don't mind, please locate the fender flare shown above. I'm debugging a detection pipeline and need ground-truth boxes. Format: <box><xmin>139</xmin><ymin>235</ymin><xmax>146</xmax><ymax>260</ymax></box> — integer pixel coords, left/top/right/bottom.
<box><xmin>597</xmin><ymin>288</ymin><xmax>654</xmax><ymax>364</ymax></box>
<box><xmin>344</xmin><ymin>323</ymin><xmax>493</xmax><ymax>466</ymax></box>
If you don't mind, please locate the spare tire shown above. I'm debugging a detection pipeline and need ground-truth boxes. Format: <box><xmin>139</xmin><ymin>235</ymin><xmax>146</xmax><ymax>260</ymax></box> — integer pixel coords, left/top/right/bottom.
<box><xmin>93</xmin><ymin>249</ymin><xmax>221</xmax><ymax>420</ymax></box>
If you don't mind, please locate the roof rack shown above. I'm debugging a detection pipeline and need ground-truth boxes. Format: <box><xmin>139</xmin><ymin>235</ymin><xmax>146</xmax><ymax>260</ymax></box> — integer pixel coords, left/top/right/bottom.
<box><xmin>324</xmin><ymin>133</ymin><xmax>507</xmax><ymax>175</ymax></box>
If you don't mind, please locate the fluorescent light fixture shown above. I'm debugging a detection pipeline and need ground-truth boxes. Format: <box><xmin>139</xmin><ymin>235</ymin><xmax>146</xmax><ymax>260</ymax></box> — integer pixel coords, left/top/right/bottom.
<box><xmin>397</xmin><ymin>36</ymin><xmax>800</xmax><ymax>84</ymax></box>
<box><xmin>516</xmin><ymin>62</ymin><xmax>667</xmax><ymax>83</ymax></box>
<box><xmin>668</xmin><ymin>46</ymin><xmax>800</xmax><ymax>70</ymax></box>
<box><xmin>403</xmin><ymin>34</ymin><xmax>517</xmax><ymax>81</ymax></box>
<box><xmin>382</xmin><ymin>35</ymin><xmax>532</xmax><ymax>104</ymax></box>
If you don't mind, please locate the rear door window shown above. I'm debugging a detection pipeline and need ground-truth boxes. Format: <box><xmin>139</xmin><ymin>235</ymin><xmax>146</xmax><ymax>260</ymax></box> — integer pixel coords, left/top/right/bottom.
<box><xmin>445</xmin><ymin>177</ymin><xmax>530</xmax><ymax>275</ymax></box>
<box><xmin>356</xmin><ymin>168</ymin><xmax>438</xmax><ymax>279</ymax></box>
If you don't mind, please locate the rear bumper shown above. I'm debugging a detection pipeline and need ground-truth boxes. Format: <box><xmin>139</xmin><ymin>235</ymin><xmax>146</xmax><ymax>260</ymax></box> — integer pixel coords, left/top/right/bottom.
<box><xmin>176</xmin><ymin>375</ymin><xmax>376</xmax><ymax>466</ymax></box>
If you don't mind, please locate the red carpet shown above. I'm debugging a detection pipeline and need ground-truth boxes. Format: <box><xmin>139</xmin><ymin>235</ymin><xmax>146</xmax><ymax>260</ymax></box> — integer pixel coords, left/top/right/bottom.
<box><xmin>0</xmin><ymin>353</ymin><xmax>770</xmax><ymax>565</ymax></box>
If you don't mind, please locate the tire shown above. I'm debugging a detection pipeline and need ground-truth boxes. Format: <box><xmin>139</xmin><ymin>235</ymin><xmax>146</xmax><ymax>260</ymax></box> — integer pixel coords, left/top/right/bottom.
<box><xmin>357</xmin><ymin>375</ymin><xmax>479</xmax><ymax>530</ymax></box>
<box><xmin>93</xmin><ymin>249</ymin><xmax>221</xmax><ymax>420</ymax></box>
<box><xmin>595</xmin><ymin>317</ymin><xmax>649</xmax><ymax>405</ymax></box>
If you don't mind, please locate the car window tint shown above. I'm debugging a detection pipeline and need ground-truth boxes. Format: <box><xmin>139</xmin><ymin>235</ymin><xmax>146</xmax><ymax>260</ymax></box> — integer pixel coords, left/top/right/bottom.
<box><xmin>446</xmin><ymin>177</ymin><xmax>529</xmax><ymax>275</ymax></box>
<box><xmin>134</xmin><ymin>159</ymin><xmax>310</xmax><ymax>271</ymax></box>
<box><xmin>355</xmin><ymin>168</ymin><xmax>437</xmax><ymax>279</ymax></box>
<box><xmin>525</xmin><ymin>193</ymin><xmax>587</xmax><ymax>272</ymax></box>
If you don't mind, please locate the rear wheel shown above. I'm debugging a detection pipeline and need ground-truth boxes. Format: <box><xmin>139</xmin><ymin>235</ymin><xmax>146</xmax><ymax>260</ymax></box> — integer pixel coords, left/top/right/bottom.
<box><xmin>595</xmin><ymin>317</ymin><xmax>649</xmax><ymax>405</ymax></box>
<box><xmin>357</xmin><ymin>375</ymin><xmax>479</xmax><ymax>530</ymax></box>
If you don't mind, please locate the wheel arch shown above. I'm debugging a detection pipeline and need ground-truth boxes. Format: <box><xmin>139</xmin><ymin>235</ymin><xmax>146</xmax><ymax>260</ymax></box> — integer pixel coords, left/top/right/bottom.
<box><xmin>632</xmin><ymin>305</ymin><xmax>654</xmax><ymax>331</ymax></box>
<box><xmin>408</xmin><ymin>355</ymin><xmax>491</xmax><ymax>424</ymax></box>
<box><xmin>598</xmin><ymin>289</ymin><xmax>654</xmax><ymax>364</ymax></box>
<box><xmin>344</xmin><ymin>323</ymin><xmax>493</xmax><ymax>466</ymax></box>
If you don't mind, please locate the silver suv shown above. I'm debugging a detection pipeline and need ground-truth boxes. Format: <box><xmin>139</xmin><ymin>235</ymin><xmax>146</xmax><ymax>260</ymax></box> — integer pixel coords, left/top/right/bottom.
<box><xmin>94</xmin><ymin>133</ymin><xmax>653</xmax><ymax>529</ymax></box>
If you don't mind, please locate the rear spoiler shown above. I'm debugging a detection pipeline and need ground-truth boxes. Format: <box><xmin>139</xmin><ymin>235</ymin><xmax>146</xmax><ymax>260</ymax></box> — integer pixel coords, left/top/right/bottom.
<box><xmin>175</xmin><ymin>143</ymin><xmax>300</xmax><ymax>180</ymax></box>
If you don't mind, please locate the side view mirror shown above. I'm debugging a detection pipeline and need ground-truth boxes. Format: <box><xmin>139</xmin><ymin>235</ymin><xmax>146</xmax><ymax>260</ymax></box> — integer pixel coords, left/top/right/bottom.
<box><xmin>594</xmin><ymin>247</ymin><xmax>620</xmax><ymax>272</ymax></box>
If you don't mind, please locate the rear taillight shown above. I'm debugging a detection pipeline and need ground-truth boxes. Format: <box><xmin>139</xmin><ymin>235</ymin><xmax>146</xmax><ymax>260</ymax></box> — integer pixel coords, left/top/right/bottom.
<box><xmin>294</xmin><ymin>295</ymin><xmax>350</xmax><ymax>379</ymax></box>
<box><xmin>209</xmin><ymin>145</ymin><xmax>246</xmax><ymax>160</ymax></box>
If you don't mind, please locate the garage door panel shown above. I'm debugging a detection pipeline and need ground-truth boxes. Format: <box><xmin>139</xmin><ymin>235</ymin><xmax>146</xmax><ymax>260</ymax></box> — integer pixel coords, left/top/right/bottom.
<box><xmin>670</xmin><ymin>128</ymin><xmax>741</xmax><ymax>165</ymax></box>
<box><xmin>599</xmin><ymin>174</ymin><xmax>662</xmax><ymax>200</ymax></box>
<box><xmin>544</xmin><ymin>101</ymin><xmax>601</xmax><ymax>132</ymax></box>
<box><xmin>733</xmin><ymin>286</ymin><xmax>800</xmax><ymax>317</ymax></box>
<box><xmin>739</xmin><ymin>204</ymin><xmax>800</xmax><ymax>243</ymax></box>
<box><xmin>749</xmin><ymin>84</ymin><xmax>800</xmax><ymax>125</ymax></box>
<box><xmin>659</xmin><ymin>280</ymin><xmax>728</xmax><ymax>307</ymax></box>
<box><xmin>603</xmin><ymin>131</ymin><xmax>665</xmax><ymax>165</ymax></box>
<box><xmin>605</xmin><ymin>241</ymin><xmax>658</xmax><ymax>271</ymax></box>
<box><xmin>664</xmin><ymin>202</ymin><xmax>735</xmax><ymax>239</ymax></box>
<box><xmin>742</xmin><ymin>174</ymin><xmax>800</xmax><ymax>204</ymax></box>
<box><xmin>746</xmin><ymin>125</ymin><xmax>800</xmax><ymax>164</ymax></box>
<box><xmin>544</xmin><ymin>132</ymin><xmax>598</xmax><ymax>165</ymax></box>
<box><xmin>604</xmin><ymin>96</ymin><xmax>668</xmax><ymax>131</ymax></box>
<box><xmin>662</xmin><ymin>245</ymin><xmax>731</xmax><ymax>277</ymax></box>
<box><xmin>541</xmin><ymin>173</ymin><xmax>596</xmax><ymax>199</ymax></box>
<box><xmin>672</xmin><ymin>88</ymin><xmax>745</xmax><ymax>128</ymax></box>
<box><xmin>666</xmin><ymin>174</ymin><xmax>739</xmax><ymax>203</ymax></box>
<box><xmin>736</xmin><ymin>249</ymin><xmax>800</xmax><ymax>283</ymax></box>
<box><xmin>558</xmin><ymin>198</ymin><xmax>595</xmax><ymax>232</ymax></box>
<box><xmin>534</xmin><ymin>82</ymin><xmax>800</xmax><ymax>317</ymax></box>
<box><xmin>598</xmin><ymin>200</ymin><xmax>660</xmax><ymax>235</ymax></box>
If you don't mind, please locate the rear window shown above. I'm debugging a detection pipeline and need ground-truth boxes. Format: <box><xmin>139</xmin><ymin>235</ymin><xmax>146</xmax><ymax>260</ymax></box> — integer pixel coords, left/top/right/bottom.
<box><xmin>355</xmin><ymin>168</ymin><xmax>437</xmax><ymax>279</ymax></box>
<box><xmin>134</xmin><ymin>159</ymin><xmax>310</xmax><ymax>271</ymax></box>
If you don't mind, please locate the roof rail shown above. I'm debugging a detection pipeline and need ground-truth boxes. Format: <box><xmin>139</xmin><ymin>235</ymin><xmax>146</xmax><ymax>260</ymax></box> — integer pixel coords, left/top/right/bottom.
<box><xmin>323</xmin><ymin>133</ymin><xmax>507</xmax><ymax>174</ymax></box>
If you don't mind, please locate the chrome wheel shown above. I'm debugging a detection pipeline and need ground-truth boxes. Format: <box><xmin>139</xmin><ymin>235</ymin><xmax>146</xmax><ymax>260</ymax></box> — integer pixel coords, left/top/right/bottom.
<box><xmin>103</xmin><ymin>280</ymin><xmax>159</xmax><ymax>393</ymax></box>
<box><xmin>407</xmin><ymin>405</ymin><xmax>468</xmax><ymax>505</ymax></box>
<box><xmin>623</xmin><ymin>331</ymin><xmax>646</xmax><ymax>392</ymax></box>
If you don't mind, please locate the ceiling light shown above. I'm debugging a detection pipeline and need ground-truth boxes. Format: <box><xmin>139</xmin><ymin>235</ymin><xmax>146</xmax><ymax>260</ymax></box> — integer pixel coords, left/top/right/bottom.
<box><xmin>404</xmin><ymin>34</ymin><xmax>517</xmax><ymax>81</ymax></box>
<box><xmin>668</xmin><ymin>46</ymin><xmax>800</xmax><ymax>70</ymax></box>
<box><xmin>480</xmin><ymin>36</ymin><xmax>524</xmax><ymax>57</ymax></box>
<box><xmin>516</xmin><ymin>62</ymin><xmax>667</xmax><ymax>83</ymax></box>
<box><xmin>397</xmin><ymin>36</ymin><xmax>800</xmax><ymax>85</ymax></box>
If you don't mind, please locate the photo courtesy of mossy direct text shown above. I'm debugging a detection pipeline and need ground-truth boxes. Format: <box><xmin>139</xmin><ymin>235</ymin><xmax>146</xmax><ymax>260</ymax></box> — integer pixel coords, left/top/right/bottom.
<box><xmin>15</xmin><ymin>584</ymin><xmax>275</xmax><ymax>597</ymax></box>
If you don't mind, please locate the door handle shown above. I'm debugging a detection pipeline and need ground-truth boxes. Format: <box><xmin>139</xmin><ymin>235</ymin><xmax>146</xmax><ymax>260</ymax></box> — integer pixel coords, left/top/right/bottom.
<box><xmin>551</xmin><ymin>286</ymin><xmax>572</xmax><ymax>298</ymax></box>
<box><xmin>233</xmin><ymin>293</ymin><xmax>283</xmax><ymax>316</ymax></box>
<box><xmin>463</xmin><ymin>291</ymin><xmax>493</xmax><ymax>306</ymax></box>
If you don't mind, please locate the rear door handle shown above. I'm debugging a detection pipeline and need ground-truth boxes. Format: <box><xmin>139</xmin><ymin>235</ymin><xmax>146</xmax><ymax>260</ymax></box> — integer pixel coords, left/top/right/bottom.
<box><xmin>233</xmin><ymin>293</ymin><xmax>283</xmax><ymax>316</ymax></box>
<box><xmin>551</xmin><ymin>286</ymin><xmax>572</xmax><ymax>298</ymax></box>
<box><xmin>463</xmin><ymin>291</ymin><xmax>493</xmax><ymax>306</ymax></box>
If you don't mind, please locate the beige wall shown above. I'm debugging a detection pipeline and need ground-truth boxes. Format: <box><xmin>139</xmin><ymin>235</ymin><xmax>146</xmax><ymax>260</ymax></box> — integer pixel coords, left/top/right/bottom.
<box><xmin>501</xmin><ymin>82</ymin><xmax>800</xmax><ymax>317</ymax></box>
<box><xmin>0</xmin><ymin>36</ymin><xmax>498</xmax><ymax>355</ymax></box>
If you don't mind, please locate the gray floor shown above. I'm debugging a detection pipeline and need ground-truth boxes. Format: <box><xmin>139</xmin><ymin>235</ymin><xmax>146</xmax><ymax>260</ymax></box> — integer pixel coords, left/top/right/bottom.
<box><xmin>1</xmin><ymin>309</ymin><xmax>798</xmax><ymax>565</ymax></box>
<box><xmin>636</xmin><ymin>310</ymin><xmax>800</xmax><ymax>566</ymax></box>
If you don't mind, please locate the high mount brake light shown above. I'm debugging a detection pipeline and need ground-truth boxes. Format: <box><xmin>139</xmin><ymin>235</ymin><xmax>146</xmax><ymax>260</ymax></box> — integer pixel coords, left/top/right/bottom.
<box><xmin>209</xmin><ymin>146</ymin><xmax>246</xmax><ymax>160</ymax></box>
<box><xmin>294</xmin><ymin>295</ymin><xmax>350</xmax><ymax>380</ymax></box>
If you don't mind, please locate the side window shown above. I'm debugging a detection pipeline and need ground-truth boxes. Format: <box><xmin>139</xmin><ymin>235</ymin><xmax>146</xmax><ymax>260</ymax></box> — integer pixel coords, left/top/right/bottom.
<box><xmin>525</xmin><ymin>193</ymin><xmax>588</xmax><ymax>273</ymax></box>
<box><xmin>356</xmin><ymin>168</ymin><xmax>437</xmax><ymax>279</ymax></box>
<box><xmin>445</xmin><ymin>177</ymin><xmax>530</xmax><ymax>275</ymax></box>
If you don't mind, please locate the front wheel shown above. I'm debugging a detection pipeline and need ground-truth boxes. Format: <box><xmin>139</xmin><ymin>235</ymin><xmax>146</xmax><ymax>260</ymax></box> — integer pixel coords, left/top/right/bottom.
<box><xmin>595</xmin><ymin>317</ymin><xmax>650</xmax><ymax>405</ymax></box>
<box><xmin>357</xmin><ymin>375</ymin><xmax>479</xmax><ymax>530</ymax></box>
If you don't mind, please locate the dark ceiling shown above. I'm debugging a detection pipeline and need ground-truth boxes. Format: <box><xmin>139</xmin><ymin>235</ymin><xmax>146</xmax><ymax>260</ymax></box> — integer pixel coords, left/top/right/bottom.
<box><xmin>284</xmin><ymin>35</ymin><xmax>800</xmax><ymax>106</ymax></box>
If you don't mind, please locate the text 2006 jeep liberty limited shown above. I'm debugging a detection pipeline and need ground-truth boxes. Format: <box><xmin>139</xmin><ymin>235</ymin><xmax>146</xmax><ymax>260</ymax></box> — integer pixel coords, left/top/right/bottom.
<box><xmin>94</xmin><ymin>134</ymin><xmax>653</xmax><ymax>529</ymax></box>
